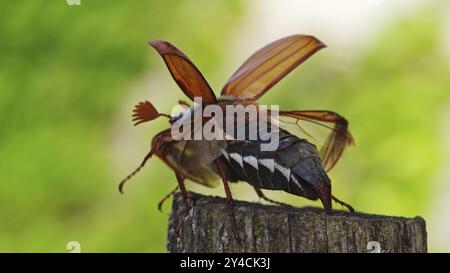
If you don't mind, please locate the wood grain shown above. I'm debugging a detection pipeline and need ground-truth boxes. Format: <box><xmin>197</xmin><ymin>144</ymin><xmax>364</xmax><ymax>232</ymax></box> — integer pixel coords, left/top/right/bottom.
<box><xmin>167</xmin><ymin>192</ymin><xmax>427</xmax><ymax>253</ymax></box>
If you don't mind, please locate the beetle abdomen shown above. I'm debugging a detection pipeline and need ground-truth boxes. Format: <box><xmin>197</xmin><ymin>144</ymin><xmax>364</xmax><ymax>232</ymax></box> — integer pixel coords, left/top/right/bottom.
<box><xmin>220</xmin><ymin>130</ymin><xmax>330</xmax><ymax>201</ymax></box>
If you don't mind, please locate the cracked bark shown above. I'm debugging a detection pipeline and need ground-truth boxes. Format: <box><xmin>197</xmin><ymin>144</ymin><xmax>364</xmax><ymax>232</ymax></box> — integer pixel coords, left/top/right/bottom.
<box><xmin>167</xmin><ymin>192</ymin><xmax>427</xmax><ymax>253</ymax></box>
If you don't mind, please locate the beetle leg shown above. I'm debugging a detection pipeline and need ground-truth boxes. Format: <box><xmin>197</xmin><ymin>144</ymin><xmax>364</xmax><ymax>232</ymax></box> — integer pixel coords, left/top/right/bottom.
<box><xmin>174</xmin><ymin>173</ymin><xmax>193</xmax><ymax>235</ymax></box>
<box><xmin>215</xmin><ymin>159</ymin><xmax>241</xmax><ymax>242</ymax></box>
<box><xmin>118</xmin><ymin>150</ymin><xmax>153</xmax><ymax>193</ymax></box>
<box><xmin>332</xmin><ymin>195</ymin><xmax>355</xmax><ymax>213</ymax></box>
<box><xmin>175</xmin><ymin>173</ymin><xmax>189</xmax><ymax>204</ymax></box>
<box><xmin>254</xmin><ymin>187</ymin><xmax>292</xmax><ymax>207</ymax></box>
<box><xmin>157</xmin><ymin>185</ymin><xmax>179</xmax><ymax>212</ymax></box>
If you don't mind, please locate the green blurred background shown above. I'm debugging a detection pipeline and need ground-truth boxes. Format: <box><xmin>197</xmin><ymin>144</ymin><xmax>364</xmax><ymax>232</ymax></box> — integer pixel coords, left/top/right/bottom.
<box><xmin>1</xmin><ymin>0</ymin><xmax>449</xmax><ymax>252</ymax></box>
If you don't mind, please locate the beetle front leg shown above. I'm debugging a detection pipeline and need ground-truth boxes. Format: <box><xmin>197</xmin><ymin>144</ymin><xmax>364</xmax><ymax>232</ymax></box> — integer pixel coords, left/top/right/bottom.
<box><xmin>118</xmin><ymin>150</ymin><xmax>153</xmax><ymax>193</ymax></box>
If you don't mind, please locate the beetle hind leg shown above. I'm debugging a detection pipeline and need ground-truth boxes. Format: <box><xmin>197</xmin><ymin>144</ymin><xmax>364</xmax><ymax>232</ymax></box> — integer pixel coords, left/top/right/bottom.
<box><xmin>254</xmin><ymin>187</ymin><xmax>292</xmax><ymax>207</ymax></box>
<box><xmin>332</xmin><ymin>195</ymin><xmax>355</xmax><ymax>212</ymax></box>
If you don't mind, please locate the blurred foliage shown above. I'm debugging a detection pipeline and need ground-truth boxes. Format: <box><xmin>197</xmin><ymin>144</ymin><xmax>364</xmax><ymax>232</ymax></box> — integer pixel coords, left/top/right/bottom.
<box><xmin>0</xmin><ymin>1</ymin><xmax>449</xmax><ymax>252</ymax></box>
<box><xmin>0</xmin><ymin>0</ymin><xmax>243</xmax><ymax>252</ymax></box>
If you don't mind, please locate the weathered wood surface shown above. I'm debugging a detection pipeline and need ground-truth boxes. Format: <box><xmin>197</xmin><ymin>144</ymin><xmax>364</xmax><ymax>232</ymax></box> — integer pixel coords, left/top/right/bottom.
<box><xmin>167</xmin><ymin>192</ymin><xmax>427</xmax><ymax>253</ymax></box>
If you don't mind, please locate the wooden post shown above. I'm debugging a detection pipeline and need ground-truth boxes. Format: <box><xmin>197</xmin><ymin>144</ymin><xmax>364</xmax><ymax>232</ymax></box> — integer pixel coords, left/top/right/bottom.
<box><xmin>167</xmin><ymin>192</ymin><xmax>427</xmax><ymax>253</ymax></box>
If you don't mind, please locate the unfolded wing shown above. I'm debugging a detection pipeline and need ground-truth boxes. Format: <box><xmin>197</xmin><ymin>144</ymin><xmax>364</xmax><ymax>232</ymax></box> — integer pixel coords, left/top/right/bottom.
<box><xmin>149</xmin><ymin>40</ymin><xmax>217</xmax><ymax>104</ymax></box>
<box><xmin>221</xmin><ymin>35</ymin><xmax>325</xmax><ymax>100</ymax></box>
<box><xmin>277</xmin><ymin>110</ymin><xmax>354</xmax><ymax>171</ymax></box>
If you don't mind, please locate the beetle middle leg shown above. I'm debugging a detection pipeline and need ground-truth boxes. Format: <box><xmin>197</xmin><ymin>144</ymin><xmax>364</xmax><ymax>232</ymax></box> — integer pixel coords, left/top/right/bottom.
<box><xmin>215</xmin><ymin>159</ymin><xmax>241</xmax><ymax>242</ymax></box>
<box><xmin>254</xmin><ymin>187</ymin><xmax>292</xmax><ymax>207</ymax></box>
<box><xmin>332</xmin><ymin>195</ymin><xmax>355</xmax><ymax>212</ymax></box>
<box><xmin>174</xmin><ymin>173</ymin><xmax>193</xmax><ymax>234</ymax></box>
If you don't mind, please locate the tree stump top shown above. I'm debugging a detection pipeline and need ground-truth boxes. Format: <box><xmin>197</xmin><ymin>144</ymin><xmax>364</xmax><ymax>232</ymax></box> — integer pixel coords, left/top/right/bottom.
<box><xmin>167</xmin><ymin>192</ymin><xmax>427</xmax><ymax>253</ymax></box>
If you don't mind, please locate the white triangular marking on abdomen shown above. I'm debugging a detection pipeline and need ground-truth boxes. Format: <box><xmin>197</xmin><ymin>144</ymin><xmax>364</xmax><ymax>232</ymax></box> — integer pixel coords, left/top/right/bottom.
<box><xmin>243</xmin><ymin>156</ymin><xmax>258</xmax><ymax>170</ymax></box>
<box><xmin>274</xmin><ymin>162</ymin><xmax>291</xmax><ymax>181</ymax></box>
<box><xmin>219</xmin><ymin>148</ymin><xmax>229</xmax><ymax>161</ymax></box>
<box><xmin>229</xmin><ymin>153</ymin><xmax>244</xmax><ymax>168</ymax></box>
<box><xmin>258</xmin><ymin>158</ymin><xmax>275</xmax><ymax>173</ymax></box>
<box><xmin>290</xmin><ymin>175</ymin><xmax>304</xmax><ymax>191</ymax></box>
